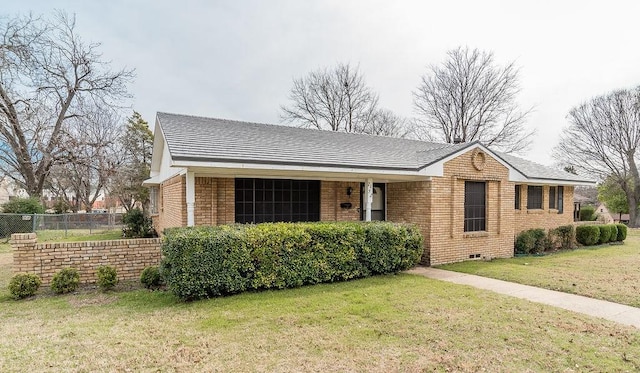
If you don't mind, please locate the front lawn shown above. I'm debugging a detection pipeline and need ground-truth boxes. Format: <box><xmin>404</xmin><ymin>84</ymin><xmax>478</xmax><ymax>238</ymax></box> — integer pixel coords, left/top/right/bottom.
<box><xmin>439</xmin><ymin>229</ymin><xmax>640</xmax><ymax>307</ymax></box>
<box><xmin>0</xmin><ymin>274</ymin><xmax>639</xmax><ymax>371</ymax></box>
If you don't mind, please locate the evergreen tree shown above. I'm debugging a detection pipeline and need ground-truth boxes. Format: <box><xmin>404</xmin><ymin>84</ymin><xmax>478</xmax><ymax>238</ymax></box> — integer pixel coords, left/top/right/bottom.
<box><xmin>109</xmin><ymin>112</ymin><xmax>154</xmax><ymax>212</ymax></box>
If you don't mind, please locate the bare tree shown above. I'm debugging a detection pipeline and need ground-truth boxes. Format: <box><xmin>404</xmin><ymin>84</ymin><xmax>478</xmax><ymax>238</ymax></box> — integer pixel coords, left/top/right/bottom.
<box><xmin>47</xmin><ymin>108</ymin><xmax>120</xmax><ymax>212</ymax></box>
<box><xmin>281</xmin><ymin>63</ymin><xmax>383</xmax><ymax>133</ymax></box>
<box><xmin>0</xmin><ymin>12</ymin><xmax>133</xmax><ymax>197</ymax></box>
<box><xmin>358</xmin><ymin>109</ymin><xmax>411</xmax><ymax>138</ymax></box>
<box><xmin>413</xmin><ymin>47</ymin><xmax>534</xmax><ymax>153</ymax></box>
<box><xmin>554</xmin><ymin>87</ymin><xmax>640</xmax><ymax>227</ymax></box>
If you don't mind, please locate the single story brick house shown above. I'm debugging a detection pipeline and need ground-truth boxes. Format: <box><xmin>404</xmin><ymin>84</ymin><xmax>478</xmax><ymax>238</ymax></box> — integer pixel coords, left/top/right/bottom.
<box><xmin>144</xmin><ymin>112</ymin><xmax>593</xmax><ymax>265</ymax></box>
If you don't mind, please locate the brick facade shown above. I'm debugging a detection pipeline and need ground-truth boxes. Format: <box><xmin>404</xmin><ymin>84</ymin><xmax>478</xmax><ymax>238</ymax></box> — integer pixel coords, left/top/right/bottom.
<box><xmin>152</xmin><ymin>174</ymin><xmax>186</xmax><ymax>233</ymax></box>
<box><xmin>153</xmin><ymin>175</ymin><xmax>235</xmax><ymax>234</ymax></box>
<box><xmin>320</xmin><ymin>181</ymin><xmax>361</xmax><ymax>222</ymax></box>
<box><xmin>387</xmin><ymin>181</ymin><xmax>432</xmax><ymax>263</ymax></box>
<box><xmin>11</xmin><ymin>233</ymin><xmax>162</xmax><ymax>285</ymax></box>
<box><xmin>514</xmin><ymin>184</ymin><xmax>575</xmax><ymax>233</ymax></box>
<box><xmin>152</xmin><ymin>151</ymin><xmax>576</xmax><ymax>265</ymax></box>
<box><xmin>426</xmin><ymin>150</ymin><xmax>514</xmax><ymax>265</ymax></box>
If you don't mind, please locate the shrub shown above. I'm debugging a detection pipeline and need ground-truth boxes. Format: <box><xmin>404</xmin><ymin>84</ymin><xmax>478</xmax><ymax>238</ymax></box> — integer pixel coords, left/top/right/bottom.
<box><xmin>575</xmin><ymin>225</ymin><xmax>600</xmax><ymax>246</ymax></box>
<box><xmin>615</xmin><ymin>224</ymin><xmax>627</xmax><ymax>241</ymax></box>
<box><xmin>514</xmin><ymin>228</ymin><xmax>549</xmax><ymax>255</ymax></box>
<box><xmin>549</xmin><ymin>225</ymin><xmax>576</xmax><ymax>250</ymax></box>
<box><xmin>122</xmin><ymin>208</ymin><xmax>157</xmax><ymax>238</ymax></box>
<box><xmin>96</xmin><ymin>266</ymin><xmax>118</xmax><ymax>291</ymax></box>
<box><xmin>8</xmin><ymin>273</ymin><xmax>41</xmax><ymax>300</ymax></box>
<box><xmin>161</xmin><ymin>222</ymin><xmax>423</xmax><ymax>301</ymax></box>
<box><xmin>579</xmin><ymin>205</ymin><xmax>597</xmax><ymax>221</ymax></box>
<box><xmin>609</xmin><ymin>224</ymin><xmax>618</xmax><ymax>243</ymax></box>
<box><xmin>51</xmin><ymin>268</ymin><xmax>80</xmax><ymax>294</ymax></box>
<box><xmin>140</xmin><ymin>266</ymin><xmax>163</xmax><ymax>289</ymax></box>
<box><xmin>597</xmin><ymin>225</ymin><xmax>611</xmax><ymax>244</ymax></box>
<box><xmin>1</xmin><ymin>197</ymin><xmax>45</xmax><ymax>214</ymax></box>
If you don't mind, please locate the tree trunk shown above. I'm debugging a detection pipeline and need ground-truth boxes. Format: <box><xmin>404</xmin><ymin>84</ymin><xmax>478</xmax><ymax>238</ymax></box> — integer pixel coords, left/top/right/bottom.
<box><xmin>627</xmin><ymin>152</ymin><xmax>640</xmax><ymax>227</ymax></box>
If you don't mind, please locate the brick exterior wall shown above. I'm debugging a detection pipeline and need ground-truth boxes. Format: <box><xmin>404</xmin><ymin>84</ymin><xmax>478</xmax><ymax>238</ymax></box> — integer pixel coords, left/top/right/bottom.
<box><xmin>152</xmin><ymin>174</ymin><xmax>186</xmax><ymax>233</ymax></box>
<box><xmin>320</xmin><ymin>181</ymin><xmax>361</xmax><ymax>222</ymax></box>
<box><xmin>152</xmin><ymin>175</ymin><xmax>236</xmax><ymax>234</ymax></box>
<box><xmin>11</xmin><ymin>233</ymin><xmax>162</xmax><ymax>285</ymax></box>
<box><xmin>424</xmin><ymin>149</ymin><xmax>515</xmax><ymax>265</ymax></box>
<box><xmin>216</xmin><ymin>178</ymin><xmax>235</xmax><ymax>224</ymax></box>
<box><xmin>387</xmin><ymin>181</ymin><xmax>432</xmax><ymax>263</ymax></box>
<box><xmin>514</xmin><ymin>185</ymin><xmax>575</xmax><ymax>233</ymax></box>
<box><xmin>192</xmin><ymin>177</ymin><xmax>235</xmax><ymax>226</ymax></box>
<box><xmin>152</xmin><ymin>159</ymin><xmax>576</xmax><ymax>265</ymax></box>
<box><xmin>195</xmin><ymin>177</ymin><xmax>216</xmax><ymax>226</ymax></box>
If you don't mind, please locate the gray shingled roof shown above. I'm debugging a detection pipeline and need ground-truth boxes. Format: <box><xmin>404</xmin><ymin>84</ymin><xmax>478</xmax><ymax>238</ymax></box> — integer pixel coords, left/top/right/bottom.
<box><xmin>493</xmin><ymin>152</ymin><xmax>592</xmax><ymax>183</ymax></box>
<box><xmin>157</xmin><ymin>112</ymin><xmax>592</xmax><ymax>182</ymax></box>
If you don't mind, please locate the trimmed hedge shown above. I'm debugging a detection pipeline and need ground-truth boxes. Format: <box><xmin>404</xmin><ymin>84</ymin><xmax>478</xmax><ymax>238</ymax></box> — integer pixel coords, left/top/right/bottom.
<box><xmin>608</xmin><ymin>225</ymin><xmax>618</xmax><ymax>243</ymax></box>
<box><xmin>598</xmin><ymin>225</ymin><xmax>613</xmax><ymax>244</ymax></box>
<box><xmin>549</xmin><ymin>225</ymin><xmax>576</xmax><ymax>250</ymax></box>
<box><xmin>579</xmin><ymin>205</ymin><xmax>597</xmax><ymax>221</ymax></box>
<box><xmin>514</xmin><ymin>228</ymin><xmax>548</xmax><ymax>254</ymax></box>
<box><xmin>576</xmin><ymin>225</ymin><xmax>600</xmax><ymax>246</ymax></box>
<box><xmin>615</xmin><ymin>224</ymin><xmax>627</xmax><ymax>241</ymax></box>
<box><xmin>161</xmin><ymin>222</ymin><xmax>423</xmax><ymax>301</ymax></box>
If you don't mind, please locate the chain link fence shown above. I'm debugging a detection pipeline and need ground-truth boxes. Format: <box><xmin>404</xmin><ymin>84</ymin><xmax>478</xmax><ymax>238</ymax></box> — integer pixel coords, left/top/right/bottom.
<box><xmin>0</xmin><ymin>213</ymin><xmax>124</xmax><ymax>239</ymax></box>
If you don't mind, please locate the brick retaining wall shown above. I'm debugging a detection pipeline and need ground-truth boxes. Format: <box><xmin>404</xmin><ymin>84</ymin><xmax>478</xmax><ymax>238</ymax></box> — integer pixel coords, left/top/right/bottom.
<box><xmin>11</xmin><ymin>233</ymin><xmax>163</xmax><ymax>285</ymax></box>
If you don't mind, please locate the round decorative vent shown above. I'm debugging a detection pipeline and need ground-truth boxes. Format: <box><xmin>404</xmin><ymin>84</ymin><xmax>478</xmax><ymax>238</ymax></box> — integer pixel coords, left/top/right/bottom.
<box><xmin>472</xmin><ymin>149</ymin><xmax>486</xmax><ymax>171</ymax></box>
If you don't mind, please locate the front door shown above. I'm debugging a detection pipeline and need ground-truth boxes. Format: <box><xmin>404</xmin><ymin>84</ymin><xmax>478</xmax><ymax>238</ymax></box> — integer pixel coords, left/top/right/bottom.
<box><xmin>360</xmin><ymin>183</ymin><xmax>385</xmax><ymax>221</ymax></box>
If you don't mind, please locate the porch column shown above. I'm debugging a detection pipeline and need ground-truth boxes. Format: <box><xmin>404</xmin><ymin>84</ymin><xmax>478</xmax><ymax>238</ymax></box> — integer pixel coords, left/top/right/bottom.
<box><xmin>364</xmin><ymin>178</ymin><xmax>373</xmax><ymax>221</ymax></box>
<box><xmin>186</xmin><ymin>171</ymin><xmax>195</xmax><ymax>226</ymax></box>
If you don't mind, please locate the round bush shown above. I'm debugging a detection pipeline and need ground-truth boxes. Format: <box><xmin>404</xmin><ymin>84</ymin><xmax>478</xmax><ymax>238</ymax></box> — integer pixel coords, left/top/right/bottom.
<box><xmin>579</xmin><ymin>205</ymin><xmax>597</xmax><ymax>221</ymax></box>
<box><xmin>515</xmin><ymin>230</ymin><xmax>536</xmax><ymax>254</ymax></box>
<box><xmin>8</xmin><ymin>273</ymin><xmax>41</xmax><ymax>300</ymax></box>
<box><xmin>140</xmin><ymin>266</ymin><xmax>163</xmax><ymax>289</ymax></box>
<box><xmin>51</xmin><ymin>268</ymin><xmax>80</xmax><ymax>294</ymax></box>
<box><xmin>96</xmin><ymin>266</ymin><xmax>118</xmax><ymax>291</ymax></box>
<box><xmin>598</xmin><ymin>225</ymin><xmax>612</xmax><ymax>244</ymax></box>
<box><xmin>615</xmin><ymin>224</ymin><xmax>627</xmax><ymax>241</ymax></box>
<box><xmin>575</xmin><ymin>225</ymin><xmax>600</xmax><ymax>246</ymax></box>
<box><xmin>609</xmin><ymin>225</ymin><xmax>618</xmax><ymax>243</ymax></box>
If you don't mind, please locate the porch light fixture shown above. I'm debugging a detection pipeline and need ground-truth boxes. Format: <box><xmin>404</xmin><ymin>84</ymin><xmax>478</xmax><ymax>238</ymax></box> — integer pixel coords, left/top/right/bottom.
<box><xmin>347</xmin><ymin>187</ymin><xmax>352</xmax><ymax>196</ymax></box>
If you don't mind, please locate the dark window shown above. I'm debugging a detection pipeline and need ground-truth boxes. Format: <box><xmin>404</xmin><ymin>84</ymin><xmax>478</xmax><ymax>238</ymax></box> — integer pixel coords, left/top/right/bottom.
<box><xmin>557</xmin><ymin>186</ymin><xmax>564</xmax><ymax>214</ymax></box>
<box><xmin>515</xmin><ymin>185</ymin><xmax>521</xmax><ymax>210</ymax></box>
<box><xmin>235</xmin><ymin>178</ymin><xmax>320</xmax><ymax>224</ymax></box>
<box><xmin>464</xmin><ymin>181</ymin><xmax>486</xmax><ymax>232</ymax></box>
<box><xmin>549</xmin><ymin>186</ymin><xmax>556</xmax><ymax>209</ymax></box>
<box><xmin>527</xmin><ymin>186</ymin><xmax>543</xmax><ymax>209</ymax></box>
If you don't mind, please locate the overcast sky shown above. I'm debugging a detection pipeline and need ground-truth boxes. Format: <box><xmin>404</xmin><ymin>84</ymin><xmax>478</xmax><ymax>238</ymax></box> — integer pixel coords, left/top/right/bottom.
<box><xmin>7</xmin><ymin>0</ymin><xmax>640</xmax><ymax>166</ymax></box>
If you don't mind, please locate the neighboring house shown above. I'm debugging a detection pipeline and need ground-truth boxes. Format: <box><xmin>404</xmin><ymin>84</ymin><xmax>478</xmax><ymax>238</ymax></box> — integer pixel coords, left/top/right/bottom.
<box><xmin>0</xmin><ymin>178</ymin><xmax>29</xmax><ymax>206</ymax></box>
<box><xmin>573</xmin><ymin>192</ymin><xmax>593</xmax><ymax>222</ymax></box>
<box><xmin>596</xmin><ymin>203</ymin><xmax>629</xmax><ymax>224</ymax></box>
<box><xmin>144</xmin><ymin>112</ymin><xmax>594</xmax><ymax>265</ymax></box>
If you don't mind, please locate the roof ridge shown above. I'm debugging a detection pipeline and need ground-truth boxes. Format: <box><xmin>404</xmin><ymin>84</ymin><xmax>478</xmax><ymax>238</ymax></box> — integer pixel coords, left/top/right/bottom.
<box><xmin>156</xmin><ymin>111</ymin><xmax>444</xmax><ymax>147</ymax></box>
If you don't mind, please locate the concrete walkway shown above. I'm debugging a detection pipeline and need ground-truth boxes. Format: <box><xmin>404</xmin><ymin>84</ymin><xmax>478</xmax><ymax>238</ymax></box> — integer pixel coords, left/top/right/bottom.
<box><xmin>407</xmin><ymin>267</ymin><xmax>640</xmax><ymax>329</ymax></box>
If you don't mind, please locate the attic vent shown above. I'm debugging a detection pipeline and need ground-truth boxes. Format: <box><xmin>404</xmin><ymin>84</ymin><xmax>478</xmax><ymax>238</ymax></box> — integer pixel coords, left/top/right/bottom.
<box><xmin>454</xmin><ymin>136</ymin><xmax>463</xmax><ymax>144</ymax></box>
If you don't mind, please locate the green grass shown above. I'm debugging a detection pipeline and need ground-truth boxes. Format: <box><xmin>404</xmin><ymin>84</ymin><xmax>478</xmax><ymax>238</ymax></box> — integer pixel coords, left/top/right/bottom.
<box><xmin>438</xmin><ymin>229</ymin><xmax>640</xmax><ymax>307</ymax></box>
<box><xmin>2</xmin><ymin>229</ymin><xmax>640</xmax><ymax>370</ymax></box>
<box><xmin>35</xmin><ymin>229</ymin><xmax>123</xmax><ymax>242</ymax></box>
<box><xmin>0</xmin><ymin>229</ymin><xmax>123</xmax><ymax>253</ymax></box>
<box><xmin>0</xmin><ymin>275</ymin><xmax>639</xmax><ymax>371</ymax></box>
